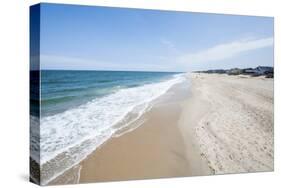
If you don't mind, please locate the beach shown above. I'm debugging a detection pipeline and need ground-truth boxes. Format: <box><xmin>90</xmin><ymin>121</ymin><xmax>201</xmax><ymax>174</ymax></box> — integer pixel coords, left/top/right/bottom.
<box><xmin>37</xmin><ymin>71</ymin><xmax>187</xmax><ymax>185</ymax></box>
<box><xmin>30</xmin><ymin>5</ymin><xmax>275</xmax><ymax>186</ymax></box>
<box><xmin>77</xmin><ymin>77</ymin><xmax>211</xmax><ymax>183</ymax></box>
<box><xmin>49</xmin><ymin>73</ymin><xmax>273</xmax><ymax>185</ymax></box>
<box><xmin>189</xmin><ymin>73</ymin><xmax>274</xmax><ymax>174</ymax></box>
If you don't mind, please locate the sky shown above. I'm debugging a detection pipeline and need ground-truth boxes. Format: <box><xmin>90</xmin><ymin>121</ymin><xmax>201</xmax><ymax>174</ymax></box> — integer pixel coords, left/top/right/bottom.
<box><xmin>37</xmin><ymin>3</ymin><xmax>274</xmax><ymax>72</ymax></box>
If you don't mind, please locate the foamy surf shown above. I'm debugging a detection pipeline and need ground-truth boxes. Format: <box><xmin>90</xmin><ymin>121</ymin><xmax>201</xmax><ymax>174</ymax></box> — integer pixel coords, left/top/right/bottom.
<box><xmin>35</xmin><ymin>73</ymin><xmax>187</xmax><ymax>185</ymax></box>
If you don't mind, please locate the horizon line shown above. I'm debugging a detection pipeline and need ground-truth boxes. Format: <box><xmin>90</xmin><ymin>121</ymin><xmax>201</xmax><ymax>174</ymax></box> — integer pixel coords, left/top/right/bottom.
<box><xmin>31</xmin><ymin>69</ymin><xmax>185</xmax><ymax>73</ymax></box>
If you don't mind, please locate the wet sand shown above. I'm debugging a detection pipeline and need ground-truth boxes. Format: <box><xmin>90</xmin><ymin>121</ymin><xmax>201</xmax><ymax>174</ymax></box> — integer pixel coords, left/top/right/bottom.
<box><xmin>78</xmin><ymin>79</ymin><xmax>210</xmax><ymax>183</ymax></box>
<box><xmin>50</xmin><ymin>73</ymin><xmax>273</xmax><ymax>185</ymax></box>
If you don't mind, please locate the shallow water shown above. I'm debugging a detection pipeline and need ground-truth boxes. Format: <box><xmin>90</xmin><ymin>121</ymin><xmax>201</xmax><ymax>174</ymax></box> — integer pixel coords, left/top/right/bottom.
<box><xmin>32</xmin><ymin>70</ymin><xmax>187</xmax><ymax>185</ymax></box>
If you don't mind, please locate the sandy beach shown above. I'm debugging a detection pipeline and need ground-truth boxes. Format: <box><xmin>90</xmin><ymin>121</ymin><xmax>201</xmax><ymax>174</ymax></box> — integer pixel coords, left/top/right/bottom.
<box><xmin>30</xmin><ymin>6</ymin><xmax>274</xmax><ymax>186</ymax></box>
<box><xmin>77</xmin><ymin>78</ymin><xmax>211</xmax><ymax>183</ymax></box>
<box><xmin>49</xmin><ymin>73</ymin><xmax>273</xmax><ymax>185</ymax></box>
<box><xmin>189</xmin><ymin>73</ymin><xmax>274</xmax><ymax>174</ymax></box>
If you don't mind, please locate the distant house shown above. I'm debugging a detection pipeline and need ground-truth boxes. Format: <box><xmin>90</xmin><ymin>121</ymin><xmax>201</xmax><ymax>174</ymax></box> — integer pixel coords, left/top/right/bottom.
<box><xmin>214</xmin><ymin>69</ymin><xmax>226</xmax><ymax>74</ymax></box>
<box><xmin>255</xmin><ymin>66</ymin><xmax>273</xmax><ymax>75</ymax></box>
<box><xmin>243</xmin><ymin>68</ymin><xmax>256</xmax><ymax>74</ymax></box>
<box><xmin>193</xmin><ymin>66</ymin><xmax>273</xmax><ymax>78</ymax></box>
<box><xmin>243</xmin><ymin>66</ymin><xmax>273</xmax><ymax>77</ymax></box>
<box><xmin>227</xmin><ymin>68</ymin><xmax>243</xmax><ymax>75</ymax></box>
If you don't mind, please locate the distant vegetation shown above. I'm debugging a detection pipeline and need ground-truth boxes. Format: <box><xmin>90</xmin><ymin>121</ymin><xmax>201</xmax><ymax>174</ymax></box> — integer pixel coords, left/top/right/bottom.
<box><xmin>194</xmin><ymin>66</ymin><xmax>274</xmax><ymax>78</ymax></box>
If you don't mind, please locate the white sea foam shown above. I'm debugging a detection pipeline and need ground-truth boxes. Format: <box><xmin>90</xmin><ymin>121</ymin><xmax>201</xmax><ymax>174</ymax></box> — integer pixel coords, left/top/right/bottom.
<box><xmin>30</xmin><ymin>115</ymin><xmax>40</xmax><ymax>163</ymax></box>
<box><xmin>38</xmin><ymin>73</ymin><xmax>186</xmax><ymax>185</ymax></box>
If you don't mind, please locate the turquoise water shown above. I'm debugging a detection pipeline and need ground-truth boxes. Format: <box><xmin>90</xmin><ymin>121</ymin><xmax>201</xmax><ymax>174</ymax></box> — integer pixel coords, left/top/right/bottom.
<box><xmin>41</xmin><ymin>70</ymin><xmax>179</xmax><ymax>117</ymax></box>
<box><xmin>36</xmin><ymin>70</ymin><xmax>186</xmax><ymax>184</ymax></box>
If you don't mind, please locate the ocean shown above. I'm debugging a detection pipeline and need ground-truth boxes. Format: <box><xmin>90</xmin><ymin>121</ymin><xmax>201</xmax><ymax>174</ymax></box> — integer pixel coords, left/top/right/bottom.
<box><xmin>32</xmin><ymin>70</ymin><xmax>187</xmax><ymax>184</ymax></box>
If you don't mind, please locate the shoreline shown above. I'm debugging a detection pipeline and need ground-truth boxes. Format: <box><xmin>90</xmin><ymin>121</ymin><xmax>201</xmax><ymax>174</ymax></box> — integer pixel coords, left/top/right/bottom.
<box><xmin>49</xmin><ymin>73</ymin><xmax>273</xmax><ymax>185</ymax></box>
<box><xmin>39</xmin><ymin>73</ymin><xmax>187</xmax><ymax>185</ymax></box>
<box><xmin>49</xmin><ymin>75</ymin><xmax>211</xmax><ymax>185</ymax></box>
<box><xmin>77</xmin><ymin>76</ymin><xmax>210</xmax><ymax>183</ymax></box>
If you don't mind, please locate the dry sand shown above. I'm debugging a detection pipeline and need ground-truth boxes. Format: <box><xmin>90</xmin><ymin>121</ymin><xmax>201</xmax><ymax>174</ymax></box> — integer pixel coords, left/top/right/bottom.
<box><xmin>187</xmin><ymin>73</ymin><xmax>274</xmax><ymax>174</ymax></box>
<box><xmin>50</xmin><ymin>73</ymin><xmax>274</xmax><ymax>185</ymax></box>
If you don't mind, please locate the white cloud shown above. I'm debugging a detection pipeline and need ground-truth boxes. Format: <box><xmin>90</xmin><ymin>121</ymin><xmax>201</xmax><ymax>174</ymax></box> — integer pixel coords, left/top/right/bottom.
<box><xmin>161</xmin><ymin>39</ymin><xmax>175</xmax><ymax>49</ymax></box>
<box><xmin>40</xmin><ymin>55</ymin><xmax>117</xmax><ymax>70</ymax></box>
<box><xmin>39</xmin><ymin>37</ymin><xmax>273</xmax><ymax>72</ymax></box>
<box><xmin>160</xmin><ymin>38</ymin><xmax>180</xmax><ymax>54</ymax></box>
<box><xmin>179</xmin><ymin>37</ymin><xmax>273</xmax><ymax>64</ymax></box>
<box><xmin>40</xmin><ymin>54</ymin><xmax>171</xmax><ymax>71</ymax></box>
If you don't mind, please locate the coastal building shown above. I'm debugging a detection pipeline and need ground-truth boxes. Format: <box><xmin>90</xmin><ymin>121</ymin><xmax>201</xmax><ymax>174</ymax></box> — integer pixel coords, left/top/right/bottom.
<box><xmin>227</xmin><ymin>68</ymin><xmax>243</xmax><ymax>75</ymax></box>
<box><xmin>243</xmin><ymin>68</ymin><xmax>256</xmax><ymax>74</ymax></box>
<box><xmin>255</xmin><ymin>66</ymin><xmax>273</xmax><ymax>75</ymax></box>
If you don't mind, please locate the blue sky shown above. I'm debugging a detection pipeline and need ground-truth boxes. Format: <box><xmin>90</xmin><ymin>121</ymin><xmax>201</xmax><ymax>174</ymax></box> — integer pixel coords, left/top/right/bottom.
<box><xmin>39</xmin><ymin>3</ymin><xmax>274</xmax><ymax>72</ymax></box>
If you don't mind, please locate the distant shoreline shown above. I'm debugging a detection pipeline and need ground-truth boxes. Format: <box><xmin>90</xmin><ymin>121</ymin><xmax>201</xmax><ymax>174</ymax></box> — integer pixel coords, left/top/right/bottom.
<box><xmin>194</xmin><ymin>66</ymin><xmax>274</xmax><ymax>78</ymax></box>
